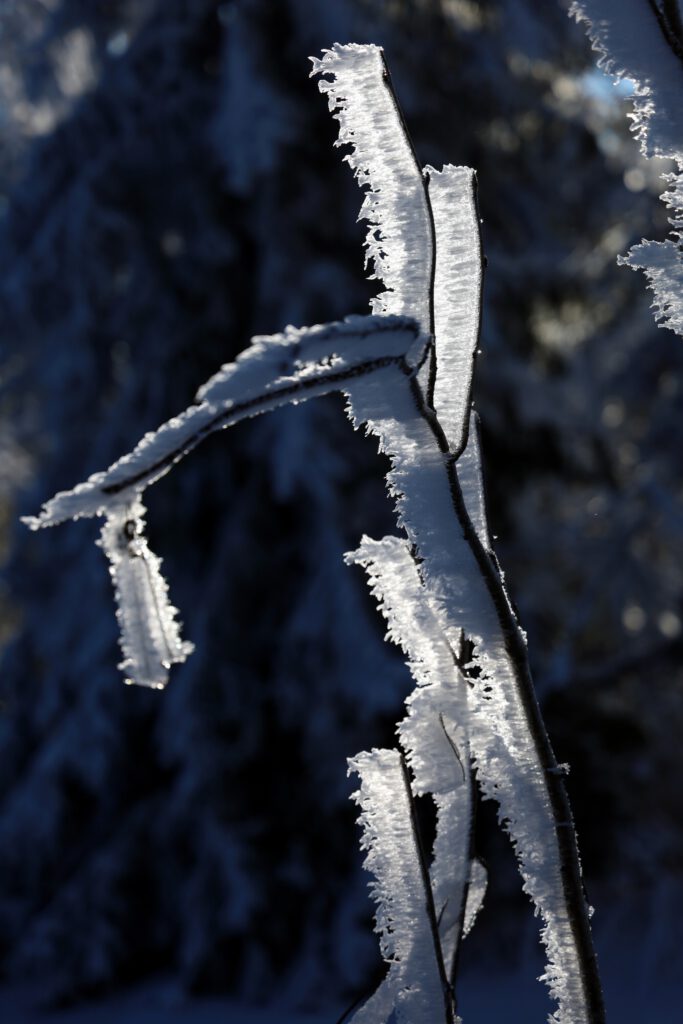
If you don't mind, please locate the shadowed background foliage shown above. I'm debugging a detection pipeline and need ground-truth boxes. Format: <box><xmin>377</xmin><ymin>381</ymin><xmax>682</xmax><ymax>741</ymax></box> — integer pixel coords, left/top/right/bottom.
<box><xmin>1</xmin><ymin>0</ymin><xmax>682</xmax><ymax>1011</ymax></box>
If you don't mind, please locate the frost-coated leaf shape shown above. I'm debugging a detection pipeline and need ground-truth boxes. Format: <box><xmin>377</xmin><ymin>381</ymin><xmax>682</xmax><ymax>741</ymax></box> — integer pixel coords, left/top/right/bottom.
<box><xmin>311</xmin><ymin>44</ymin><xmax>433</xmax><ymax>332</ymax></box>
<box><xmin>348</xmin><ymin>534</ymin><xmax>494</xmax><ymax>978</ymax></box>
<box><xmin>99</xmin><ymin>501</ymin><xmax>193</xmax><ymax>689</ymax></box>
<box><xmin>348</xmin><ymin>748</ymin><xmax>449</xmax><ymax>1024</ymax></box>
<box><xmin>24</xmin><ymin>315</ymin><xmax>425</xmax><ymax>528</ymax></box>
<box><xmin>426</xmin><ymin>165</ymin><xmax>482</xmax><ymax>455</ymax></box>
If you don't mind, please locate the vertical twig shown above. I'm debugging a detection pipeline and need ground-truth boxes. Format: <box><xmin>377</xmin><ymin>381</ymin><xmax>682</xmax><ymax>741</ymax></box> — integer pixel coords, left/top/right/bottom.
<box><xmin>398</xmin><ymin>752</ymin><xmax>457</xmax><ymax>1024</ymax></box>
<box><xmin>407</xmin><ymin>371</ymin><xmax>606</xmax><ymax>1023</ymax></box>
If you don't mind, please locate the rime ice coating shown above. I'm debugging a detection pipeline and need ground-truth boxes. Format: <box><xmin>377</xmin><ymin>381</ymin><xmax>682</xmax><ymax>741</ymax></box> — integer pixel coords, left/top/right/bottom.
<box><xmin>624</xmin><ymin>223</ymin><xmax>683</xmax><ymax>336</ymax></box>
<box><xmin>570</xmin><ymin>0</ymin><xmax>683</xmax><ymax>158</ymax></box>
<box><xmin>24</xmin><ymin>316</ymin><xmax>425</xmax><ymax>529</ymax></box>
<box><xmin>345</xmin><ymin>362</ymin><xmax>596</xmax><ymax>1024</ymax></box>
<box><xmin>426</xmin><ymin>165</ymin><xmax>482</xmax><ymax>455</ymax></box>
<box><xmin>454</xmin><ymin>411</ymin><xmax>490</xmax><ymax>550</ymax></box>
<box><xmin>348</xmin><ymin>534</ymin><xmax>482</xmax><ymax>981</ymax></box>
<box><xmin>99</xmin><ymin>501</ymin><xmax>193</xmax><ymax>689</ymax></box>
<box><xmin>311</xmin><ymin>44</ymin><xmax>433</xmax><ymax>332</ymax></box>
<box><xmin>347</xmin><ymin>749</ymin><xmax>448</xmax><ymax>1024</ymax></box>
<box><xmin>571</xmin><ymin>0</ymin><xmax>683</xmax><ymax>337</ymax></box>
<box><xmin>25</xmin><ymin>315</ymin><xmax>426</xmax><ymax>690</ymax></box>
<box><xmin>23</xmin><ymin>40</ymin><xmax>603</xmax><ymax>1018</ymax></box>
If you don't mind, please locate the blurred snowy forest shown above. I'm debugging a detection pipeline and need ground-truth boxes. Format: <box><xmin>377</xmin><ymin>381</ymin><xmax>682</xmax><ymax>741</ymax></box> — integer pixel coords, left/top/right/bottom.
<box><xmin>1</xmin><ymin>0</ymin><xmax>682</xmax><ymax>1016</ymax></box>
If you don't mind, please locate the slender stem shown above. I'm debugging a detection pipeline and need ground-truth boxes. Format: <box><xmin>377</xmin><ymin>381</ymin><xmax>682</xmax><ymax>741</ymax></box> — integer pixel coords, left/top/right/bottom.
<box><xmin>406</xmin><ymin>370</ymin><xmax>606</xmax><ymax>1024</ymax></box>
<box><xmin>398</xmin><ymin>753</ymin><xmax>457</xmax><ymax>1024</ymax></box>
<box><xmin>102</xmin><ymin>349</ymin><xmax>413</xmax><ymax>497</ymax></box>
<box><xmin>437</xmin><ymin>712</ymin><xmax>475</xmax><ymax>1005</ymax></box>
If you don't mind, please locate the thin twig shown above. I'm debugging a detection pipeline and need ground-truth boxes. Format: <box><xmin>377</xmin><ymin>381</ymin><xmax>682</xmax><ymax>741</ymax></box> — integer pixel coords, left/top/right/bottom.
<box><xmin>102</xmin><ymin>349</ymin><xmax>415</xmax><ymax>497</ymax></box>
<box><xmin>398</xmin><ymin>752</ymin><xmax>457</xmax><ymax>1024</ymax></box>
<box><xmin>406</xmin><ymin>367</ymin><xmax>606</xmax><ymax>1023</ymax></box>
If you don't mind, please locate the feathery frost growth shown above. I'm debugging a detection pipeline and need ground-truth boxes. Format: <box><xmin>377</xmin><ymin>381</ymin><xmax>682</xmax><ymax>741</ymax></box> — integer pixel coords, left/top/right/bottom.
<box><xmin>24</xmin><ymin>42</ymin><xmax>606</xmax><ymax>1023</ymax></box>
<box><xmin>571</xmin><ymin>0</ymin><xmax>683</xmax><ymax>336</ymax></box>
<box><xmin>347</xmin><ymin>534</ymin><xmax>482</xmax><ymax>983</ymax></box>
<box><xmin>25</xmin><ymin>316</ymin><xmax>424</xmax><ymax>531</ymax></box>
<box><xmin>348</xmin><ymin>749</ymin><xmax>450</xmax><ymax>1024</ymax></box>
<box><xmin>99</xmin><ymin>501</ymin><xmax>194</xmax><ymax>689</ymax></box>
<box><xmin>310</xmin><ymin>44</ymin><xmax>433</xmax><ymax>329</ymax></box>
<box><xmin>425</xmin><ymin>165</ymin><xmax>482</xmax><ymax>455</ymax></box>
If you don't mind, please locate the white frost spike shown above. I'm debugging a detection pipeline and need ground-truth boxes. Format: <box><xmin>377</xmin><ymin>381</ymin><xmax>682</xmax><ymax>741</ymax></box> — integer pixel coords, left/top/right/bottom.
<box><xmin>622</xmin><ymin>238</ymin><xmax>683</xmax><ymax>335</ymax></box>
<box><xmin>571</xmin><ymin>1</ymin><xmax>683</xmax><ymax>340</ymax></box>
<box><xmin>310</xmin><ymin>45</ymin><xmax>433</xmax><ymax>331</ymax></box>
<box><xmin>348</xmin><ymin>535</ymin><xmax>479</xmax><ymax>981</ymax></box>
<box><xmin>570</xmin><ymin>0</ymin><xmax>683</xmax><ymax>159</ymax></box>
<box><xmin>348</xmin><ymin>748</ymin><xmax>448</xmax><ymax>1024</ymax></box>
<box><xmin>426</xmin><ymin>165</ymin><xmax>482</xmax><ymax>454</ymax></box>
<box><xmin>24</xmin><ymin>316</ymin><xmax>424</xmax><ymax>528</ymax></box>
<box><xmin>99</xmin><ymin>502</ymin><xmax>193</xmax><ymax>689</ymax></box>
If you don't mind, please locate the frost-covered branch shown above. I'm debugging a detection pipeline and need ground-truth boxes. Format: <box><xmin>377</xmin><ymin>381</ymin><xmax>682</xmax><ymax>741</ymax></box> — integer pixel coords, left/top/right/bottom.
<box><xmin>25</xmin><ymin>315</ymin><xmax>425</xmax><ymax>528</ymax></box>
<box><xmin>311</xmin><ymin>43</ymin><xmax>436</xmax><ymax>395</ymax></box>
<box><xmin>25</xmin><ymin>314</ymin><xmax>427</xmax><ymax>689</ymax></box>
<box><xmin>22</xmin><ymin>40</ymin><xmax>607</xmax><ymax>1023</ymax></box>
<box><xmin>348</xmin><ymin>534</ymin><xmax>482</xmax><ymax>1002</ymax></box>
<box><xmin>317</xmin><ymin>43</ymin><xmax>603</xmax><ymax>1018</ymax></box>
<box><xmin>347</xmin><ymin>749</ymin><xmax>454</xmax><ymax>1024</ymax></box>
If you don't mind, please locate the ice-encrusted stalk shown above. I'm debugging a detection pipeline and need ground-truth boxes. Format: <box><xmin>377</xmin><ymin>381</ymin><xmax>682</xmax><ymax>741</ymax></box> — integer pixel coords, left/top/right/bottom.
<box><xmin>348</xmin><ymin>748</ymin><xmax>455</xmax><ymax>1024</ymax></box>
<box><xmin>25</xmin><ymin>316</ymin><xmax>426</xmax><ymax>529</ymax></box>
<box><xmin>424</xmin><ymin>165</ymin><xmax>483</xmax><ymax>456</ymax></box>
<box><xmin>25</xmin><ymin>315</ymin><xmax>428</xmax><ymax>689</ymax></box>
<box><xmin>347</xmin><ymin>533</ymin><xmax>482</xmax><ymax>997</ymax></box>
<box><xmin>311</xmin><ymin>46</ymin><xmax>603</xmax><ymax>1009</ymax></box>
<box><xmin>344</xmin><ymin>359</ymin><xmax>604</xmax><ymax>1024</ymax></box>
<box><xmin>311</xmin><ymin>43</ymin><xmax>437</xmax><ymax>392</ymax></box>
<box><xmin>23</xmin><ymin>41</ymin><xmax>606</xmax><ymax>1020</ymax></box>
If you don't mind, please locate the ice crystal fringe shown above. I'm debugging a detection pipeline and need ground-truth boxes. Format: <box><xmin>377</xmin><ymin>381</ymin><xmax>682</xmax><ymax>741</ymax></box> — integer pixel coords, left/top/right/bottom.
<box><xmin>623</xmin><ymin>233</ymin><xmax>683</xmax><ymax>335</ymax></box>
<box><xmin>571</xmin><ymin>0</ymin><xmax>683</xmax><ymax>337</ymax></box>
<box><xmin>310</xmin><ymin>44</ymin><xmax>433</xmax><ymax>332</ymax></box>
<box><xmin>348</xmin><ymin>749</ymin><xmax>449</xmax><ymax>1024</ymax></box>
<box><xmin>425</xmin><ymin>165</ymin><xmax>483</xmax><ymax>455</ymax></box>
<box><xmin>24</xmin><ymin>315</ymin><xmax>425</xmax><ymax>529</ymax></box>
<box><xmin>345</xmin><ymin>361</ymin><xmax>595</xmax><ymax>1023</ymax></box>
<box><xmin>347</xmin><ymin>533</ymin><xmax>481</xmax><ymax>978</ymax></box>
<box><xmin>26</xmin><ymin>315</ymin><xmax>427</xmax><ymax>689</ymax></box>
<box><xmin>99</xmin><ymin>501</ymin><xmax>193</xmax><ymax>689</ymax></box>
